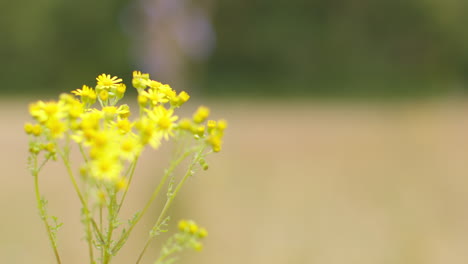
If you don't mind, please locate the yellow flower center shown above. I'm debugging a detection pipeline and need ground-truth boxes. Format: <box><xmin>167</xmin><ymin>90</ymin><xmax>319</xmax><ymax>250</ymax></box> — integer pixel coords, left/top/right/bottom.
<box><xmin>99</xmin><ymin>160</ymin><xmax>111</xmax><ymax>172</ymax></box>
<box><xmin>121</xmin><ymin>140</ymin><xmax>133</xmax><ymax>152</ymax></box>
<box><xmin>158</xmin><ymin>116</ymin><xmax>171</xmax><ymax>129</ymax></box>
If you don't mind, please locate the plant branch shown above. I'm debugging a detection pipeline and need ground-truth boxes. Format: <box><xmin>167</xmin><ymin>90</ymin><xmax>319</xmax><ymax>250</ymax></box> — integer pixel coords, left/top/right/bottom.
<box><xmin>135</xmin><ymin>145</ymin><xmax>206</xmax><ymax>264</ymax></box>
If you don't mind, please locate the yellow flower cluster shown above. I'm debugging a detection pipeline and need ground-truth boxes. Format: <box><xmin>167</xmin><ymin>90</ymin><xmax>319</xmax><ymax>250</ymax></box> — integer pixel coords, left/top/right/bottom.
<box><xmin>176</xmin><ymin>219</ymin><xmax>207</xmax><ymax>251</ymax></box>
<box><xmin>25</xmin><ymin>71</ymin><xmax>227</xmax><ymax>187</ymax></box>
<box><xmin>178</xmin><ymin>220</ymin><xmax>208</xmax><ymax>239</ymax></box>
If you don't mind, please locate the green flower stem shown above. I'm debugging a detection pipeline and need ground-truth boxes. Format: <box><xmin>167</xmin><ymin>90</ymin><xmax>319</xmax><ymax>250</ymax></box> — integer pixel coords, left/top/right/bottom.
<box><xmin>100</xmin><ymin>204</ymin><xmax>104</xmax><ymax>263</ymax></box>
<box><xmin>100</xmin><ymin>205</ymin><xmax>103</xmax><ymax>232</ymax></box>
<box><xmin>111</xmin><ymin>147</ymin><xmax>195</xmax><ymax>254</ymax></box>
<box><xmin>80</xmin><ymin>142</ymin><xmax>106</xmax><ymax>248</ymax></box>
<box><xmin>90</xmin><ymin>216</ymin><xmax>105</xmax><ymax>244</ymax></box>
<box><xmin>103</xmin><ymin>191</ymin><xmax>117</xmax><ymax>264</ymax></box>
<box><xmin>79</xmin><ymin>143</ymin><xmax>88</xmax><ymax>163</ymax></box>
<box><xmin>32</xmin><ymin>154</ymin><xmax>62</xmax><ymax>264</ymax></box>
<box><xmin>117</xmin><ymin>156</ymin><xmax>140</xmax><ymax>214</ymax></box>
<box><xmin>135</xmin><ymin>145</ymin><xmax>206</xmax><ymax>264</ymax></box>
<box><xmin>59</xmin><ymin>141</ymin><xmax>95</xmax><ymax>264</ymax></box>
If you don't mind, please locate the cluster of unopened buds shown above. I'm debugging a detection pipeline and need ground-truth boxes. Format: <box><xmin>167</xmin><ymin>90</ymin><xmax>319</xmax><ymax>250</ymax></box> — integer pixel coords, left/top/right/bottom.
<box><xmin>153</xmin><ymin>220</ymin><xmax>208</xmax><ymax>264</ymax></box>
<box><xmin>25</xmin><ymin>71</ymin><xmax>226</xmax><ymax>264</ymax></box>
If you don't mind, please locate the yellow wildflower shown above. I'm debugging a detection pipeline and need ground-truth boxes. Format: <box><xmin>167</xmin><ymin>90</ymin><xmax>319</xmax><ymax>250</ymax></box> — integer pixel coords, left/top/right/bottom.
<box><xmin>207</xmin><ymin>120</ymin><xmax>217</xmax><ymax>129</ymax></box>
<box><xmin>29</xmin><ymin>101</ymin><xmax>44</xmax><ymax>121</ymax></box>
<box><xmin>89</xmin><ymin>130</ymin><xmax>113</xmax><ymax>150</ymax></box>
<box><xmin>116</xmin><ymin>104</ymin><xmax>131</xmax><ymax>118</ymax></box>
<box><xmin>193</xmin><ymin>242</ymin><xmax>203</xmax><ymax>252</ymax></box>
<box><xmin>44</xmin><ymin>142</ymin><xmax>56</xmax><ymax>153</ymax></box>
<box><xmin>193</xmin><ymin>125</ymin><xmax>205</xmax><ymax>137</ymax></box>
<box><xmin>102</xmin><ymin>106</ymin><xmax>117</xmax><ymax>120</ymax></box>
<box><xmin>205</xmin><ymin>119</ymin><xmax>226</xmax><ymax>152</ymax></box>
<box><xmin>170</xmin><ymin>90</ymin><xmax>190</xmax><ymax>107</ymax></box>
<box><xmin>178</xmin><ymin>91</ymin><xmax>190</xmax><ymax>103</ymax></box>
<box><xmin>178</xmin><ymin>220</ymin><xmax>189</xmax><ymax>232</ymax></box>
<box><xmin>116</xmin><ymin>83</ymin><xmax>126</xmax><ymax>97</ymax></box>
<box><xmin>59</xmin><ymin>94</ymin><xmax>84</xmax><ymax>119</ymax></box>
<box><xmin>112</xmin><ymin>118</ymin><xmax>132</xmax><ymax>134</ymax></box>
<box><xmin>32</xmin><ymin>124</ymin><xmax>42</xmax><ymax>136</ymax></box>
<box><xmin>96</xmin><ymin>74</ymin><xmax>122</xmax><ymax>90</ymax></box>
<box><xmin>99</xmin><ymin>90</ymin><xmax>109</xmax><ymax>102</ymax></box>
<box><xmin>89</xmin><ymin>156</ymin><xmax>122</xmax><ymax>181</ymax></box>
<box><xmin>193</xmin><ymin>106</ymin><xmax>210</xmax><ymax>123</ymax></box>
<box><xmin>197</xmin><ymin>228</ymin><xmax>208</xmax><ymax>238</ymax></box>
<box><xmin>177</xmin><ymin>118</ymin><xmax>192</xmax><ymax>131</ymax></box>
<box><xmin>132</xmin><ymin>71</ymin><xmax>150</xmax><ymax>90</ymax></box>
<box><xmin>217</xmin><ymin>119</ymin><xmax>228</xmax><ymax>131</ymax></box>
<box><xmin>148</xmin><ymin>106</ymin><xmax>178</xmax><ymax>140</ymax></box>
<box><xmin>115</xmin><ymin>178</ymin><xmax>128</xmax><ymax>191</ymax></box>
<box><xmin>71</xmin><ymin>85</ymin><xmax>97</xmax><ymax>106</ymax></box>
<box><xmin>138</xmin><ymin>94</ymin><xmax>148</xmax><ymax>107</ymax></box>
<box><xmin>46</xmin><ymin>118</ymin><xmax>66</xmax><ymax>138</ymax></box>
<box><xmin>81</xmin><ymin>112</ymin><xmax>102</xmax><ymax>131</ymax></box>
<box><xmin>148</xmin><ymin>80</ymin><xmax>163</xmax><ymax>90</ymax></box>
<box><xmin>135</xmin><ymin>117</ymin><xmax>161</xmax><ymax>149</ymax></box>
<box><xmin>159</xmin><ymin>84</ymin><xmax>176</xmax><ymax>100</ymax></box>
<box><xmin>24</xmin><ymin>123</ymin><xmax>34</xmax><ymax>134</ymax></box>
<box><xmin>24</xmin><ymin>123</ymin><xmax>42</xmax><ymax>136</ymax></box>
<box><xmin>119</xmin><ymin>136</ymin><xmax>142</xmax><ymax>161</ymax></box>
<box><xmin>141</xmin><ymin>89</ymin><xmax>168</xmax><ymax>105</ymax></box>
<box><xmin>29</xmin><ymin>101</ymin><xmax>65</xmax><ymax>123</ymax></box>
<box><xmin>206</xmin><ymin>134</ymin><xmax>222</xmax><ymax>152</ymax></box>
<box><xmin>188</xmin><ymin>221</ymin><xmax>199</xmax><ymax>234</ymax></box>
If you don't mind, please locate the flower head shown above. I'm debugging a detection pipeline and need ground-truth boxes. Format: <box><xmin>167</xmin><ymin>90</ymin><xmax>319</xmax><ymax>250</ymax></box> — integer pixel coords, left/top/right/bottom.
<box><xmin>147</xmin><ymin>106</ymin><xmax>178</xmax><ymax>140</ymax></box>
<box><xmin>132</xmin><ymin>71</ymin><xmax>150</xmax><ymax>91</ymax></box>
<box><xmin>72</xmin><ymin>85</ymin><xmax>97</xmax><ymax>106</ymax></box>
<box><xmin>96</xmin><ymin>74</ymin><xmax>122</xmax><ymax>90</ymax></box>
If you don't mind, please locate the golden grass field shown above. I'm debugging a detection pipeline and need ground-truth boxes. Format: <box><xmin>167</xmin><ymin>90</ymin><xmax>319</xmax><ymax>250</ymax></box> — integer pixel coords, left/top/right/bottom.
<box><xmin>1</xmin><ymin>97</ymin><xmax>468</xmax><ymax>264</ymax></box>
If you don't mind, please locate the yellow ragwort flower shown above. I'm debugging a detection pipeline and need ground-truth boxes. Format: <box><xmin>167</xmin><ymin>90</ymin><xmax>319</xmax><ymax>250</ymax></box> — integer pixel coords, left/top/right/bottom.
<box><xmin>148</xmin><ymin>106</ymin><xmax>178</xmax><ymax>140</ymax></box>
<box><xmin>112</xmin><ymin>118</ymin><xmax>132</xmax><ymax>134</ymax></box>
<box><xmin>119</xmin><ymin>135</ymin><xmax>142</xmax><ymax>161</ymax></box>
<box><xmin>158</xmin><ymin>84</ymin><xmax>176</xmax><ymax>100</ymax></box>
<box><xmin>46</xmin><ymin>118</ymin><xmax>66</xmax><ymax>138</ymax></box>
<box><xmin>89</xmin><ymin>156</ymin><xmax>122</xmax><ymax>182</ymax></box>
<box><xmin>141</xmin><ymin>89</ymin><xmax>168</xmax><ymax>105</ymax></box>
<box><xmin>132</xmin><ymin>71</ymin><xmax>150</xmax><ymax>90</ymax></box>
<box><xmin>29</xmin><ymin>101</ymin><xmax>65</xmax><ymax>123</ymax></box>
<box><xmin>193</xmin><ymin>106</ymin><xmax>210</xmax><ymax>123</ymax></box>
<box><xmin>96</xmin><ymin>74</ymin><xmax>122</xmax><ymax>89</ymax></box>
<box><xmin>72</xmin><ymin>85</ymin><xmax>97</xmax><ymax>106</ymax></box>
<box><xmin>135</xmin><ymin>117</ymin><xmax>161</xmax><ymax>149</ymax></box>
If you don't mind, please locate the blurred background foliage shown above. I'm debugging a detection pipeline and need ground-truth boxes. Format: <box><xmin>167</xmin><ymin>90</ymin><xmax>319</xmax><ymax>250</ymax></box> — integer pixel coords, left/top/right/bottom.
<box><xmin>0</xmin><ymin>0</ymin><xmax>131</xmax><ymax>95</ymax></box>
<box><xmin>2</xmin><ymin>0</ymin><xmax>468</xmax><ymax>98</ymax></box>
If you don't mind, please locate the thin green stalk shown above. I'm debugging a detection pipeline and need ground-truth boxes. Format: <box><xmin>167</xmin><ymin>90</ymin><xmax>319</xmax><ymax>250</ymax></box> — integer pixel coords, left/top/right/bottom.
<box><xmin>32</xmin><ymin>154</ymin><xmax>62</xmax><ymax>264</ymax></box>
<box><xmin>111</xmin><ymin>148</ymin><xmax>195</xmax><ymax>253</ymax></box>
<box><xmin>81</xmin><ymin>142</ymin><xmax>106</xmax><ymax>261</ymax></box>
<box><xmin>103</xmin><ymin>191</ymin><xmax>117</xmax><ymax>264</ymax></box>
<box><xmin>100</xmin><ymin>204</ymin><xmax>104</xmax><ymax>263</ymax></box>
<box><xmin>117</xmin><ymin>156</ymin><xmax>140</xmax><ymax>214</ymax></box>
<box><xmin>135</xmin><ymin>145</ymin><xmax>206</xmax><ymax>264</ymax></box>
<box><xmin>79</xmin><ymin>143</ymin><xmax>88</xmax><ymax>163</ymax></box>
<box><xmin>100</xmin><ymin>205</ymin><xmax>103</xmax><ymax>233</ymax></box>
<box><xmin>59</xmin><ymin>142</ymin><xmax>95</xmax><ymax>264</ymax></box>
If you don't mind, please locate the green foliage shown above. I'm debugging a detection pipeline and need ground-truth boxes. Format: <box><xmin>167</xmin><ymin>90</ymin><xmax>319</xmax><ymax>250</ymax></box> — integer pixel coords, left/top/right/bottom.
<box><xmin>0</xmin><ymin>0</ymin><xmax>131</xmax><ymax>95</ymax></box>
<box><xmin>201</xmin><ymin>0</ymin><xmax>468</xmax><ymax>97</ymax></box>
<box><xmin>6</xmin><ymin>0</ymin><xmax>466</xmax><ymax>97</ymax></box>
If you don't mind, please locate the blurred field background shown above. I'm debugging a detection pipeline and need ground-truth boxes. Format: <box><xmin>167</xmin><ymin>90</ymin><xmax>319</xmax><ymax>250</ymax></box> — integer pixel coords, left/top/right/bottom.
<box><xmin>2</xmin><ymin>0</ymin><xmax>468</xmax><ymax>263</ymax></box>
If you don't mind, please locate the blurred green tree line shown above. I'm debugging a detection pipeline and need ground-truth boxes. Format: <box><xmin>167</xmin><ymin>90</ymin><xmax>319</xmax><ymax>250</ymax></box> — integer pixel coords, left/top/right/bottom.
<box><xmin>2</xmin><ymin>0</ymin><xmax>468</xmax><ymax>97</ymax></box>
<box><xmin>0</xmin><ymin>0</ymin><xmax>131</xmax><ymax>95</ymax></box>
